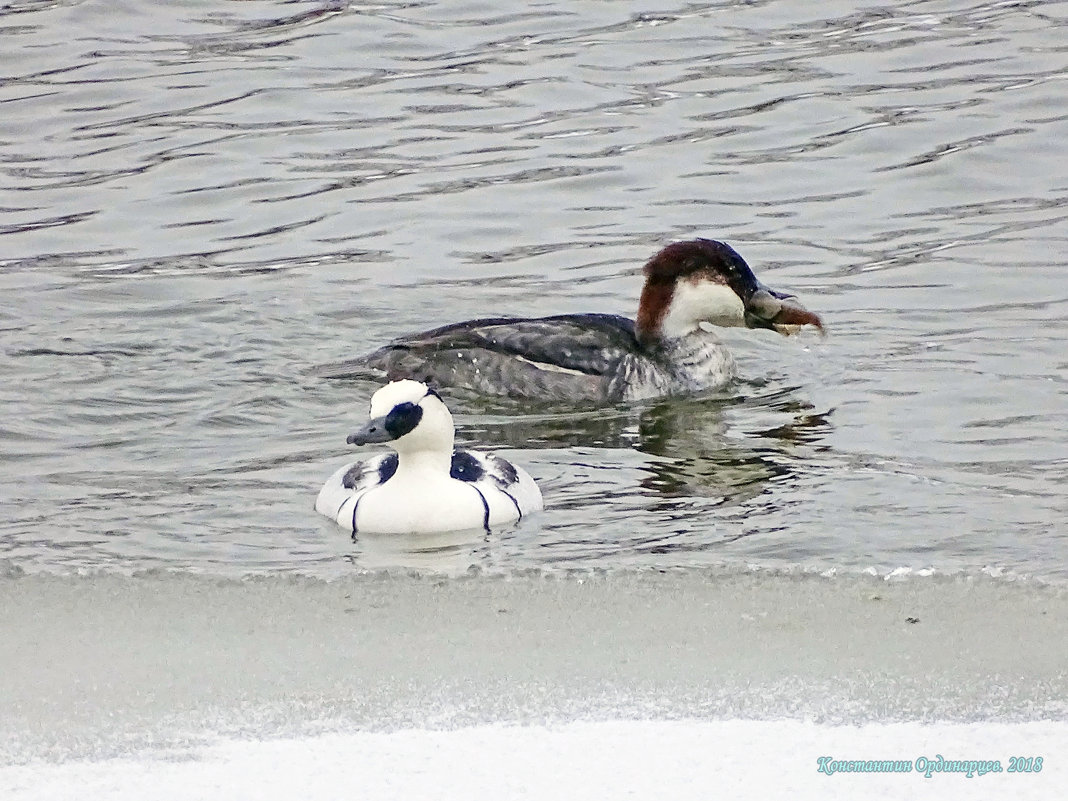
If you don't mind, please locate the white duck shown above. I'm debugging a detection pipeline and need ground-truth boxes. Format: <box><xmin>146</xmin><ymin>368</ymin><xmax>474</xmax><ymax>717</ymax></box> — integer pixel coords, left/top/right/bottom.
<box><xmin>316</xmin><ymin>380</ymin><xmax>543</xmax><ymax>534</ymax></box>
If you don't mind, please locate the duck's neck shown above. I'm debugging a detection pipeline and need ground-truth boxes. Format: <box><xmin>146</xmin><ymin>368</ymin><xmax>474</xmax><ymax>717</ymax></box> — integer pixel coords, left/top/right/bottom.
<box><xmin>634</xmin><ymin>328</ymin><xmax>734</xmax><ymax>389</ymax></box>
<box><xmin>638</xmin><ymin>324</ymin><xmax>716</xmax><ymax>355</ymax></box>
<box><xmin>393</xmin><ymin>449</ymin><xmax>452</xmax><ymax>479</ymax></box>
<box><xmin>665</xmin><ymin>328</ymin><xmax>735</xmax><ymax>386</ymax></box>
<box><xmin>635</xmin><ymin>279</ymin><xmax>673</xmax><ymax>347</ymax></box>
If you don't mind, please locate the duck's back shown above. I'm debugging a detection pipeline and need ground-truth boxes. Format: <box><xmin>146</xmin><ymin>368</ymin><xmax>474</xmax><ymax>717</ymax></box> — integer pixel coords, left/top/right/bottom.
<box><xmin>362</xmin><ymin>314</ymin><xmax>642</xmax><ymax>402</ymax></box>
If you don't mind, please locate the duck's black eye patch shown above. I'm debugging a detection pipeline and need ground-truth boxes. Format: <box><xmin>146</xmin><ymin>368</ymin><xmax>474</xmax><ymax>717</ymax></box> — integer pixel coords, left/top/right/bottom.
<box><xmin>384</xmin><ymin>401</ymin><xmax>422</xmax><ymax>438</ymax></box>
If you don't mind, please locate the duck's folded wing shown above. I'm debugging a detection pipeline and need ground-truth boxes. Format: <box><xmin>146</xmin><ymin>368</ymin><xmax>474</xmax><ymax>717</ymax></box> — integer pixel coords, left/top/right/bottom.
<box><xmin>450</xmin><ymin>450</ymin><xmax>543</xmax><ymax>518</ymax></box>
<box><xmin>387</xmin><ymin>314</ymin><xmax>638</xmax><ymax>374</ymax></box>
<box><xmin>314</xmin><ymin>453</ymin><xmax>397</xmax><ymax>522</ymax></box>
<box><xmin>337</xmin><ymin>314</ymin><xmax>636</xmax><ymax>401</ymax></box>
<box><xmin>482</xmin><ymin>453</ymin><xmax>543</xmax><ymax>514</ymax></box>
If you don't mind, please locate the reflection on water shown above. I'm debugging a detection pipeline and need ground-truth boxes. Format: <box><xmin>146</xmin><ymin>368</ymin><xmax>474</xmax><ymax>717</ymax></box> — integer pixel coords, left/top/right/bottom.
<box><xmin>1</xmin><ymin>0</ymin><xmax>1065</xmax><ymax>580</ymax></box>
<box><xmin>346</xmin><ymin>526</ymin><xmax>494</xmax><ymax>575</ymax></box>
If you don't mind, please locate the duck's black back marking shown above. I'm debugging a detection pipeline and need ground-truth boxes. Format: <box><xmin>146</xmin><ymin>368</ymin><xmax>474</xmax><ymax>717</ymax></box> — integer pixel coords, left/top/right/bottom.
<box><xmin>384</xmin><ymin>402</ymin><xmax>422</xmax><ymax>439</ymax></box>
<box><xmin>376</xmin><ymin>453</ymin><xmax>398</xmax><ymax>483</ymax></box>
<box><xmin>470</xmin><ymin>484</ymin><xmax>491</xmax><ymax>532</ymax></box>
<box><xmin>341</xmin><ymin>454</ymin><xmax>397</xmax><ymax>493</ymax></box>
<box><xmin>350</xmin><ymin>495</ymin><xmax>363</xmax><ymax>539</ymax></box>
<box><xmin>500</xmin><ymin>488</ymin><xmax>522</xmax><ymax>520</ymax></box>
<box><xmin>341</xmin><ymin>464</ymin><xmax>364</xmax><ymax>490</ymax></box>
<box><xmin>450</xmin><ymin>450</ymin><xmax>485</xmax><ymax>483</ymax></box>
<box><xmin>487</xmin><ymin>454</ymin><xmax>518</xmax><ymax>489</ymax></box>
<box><xmin>342</xmin><ymin>453</ymin><xmax>399</xmax><ymax>490</ymax></box>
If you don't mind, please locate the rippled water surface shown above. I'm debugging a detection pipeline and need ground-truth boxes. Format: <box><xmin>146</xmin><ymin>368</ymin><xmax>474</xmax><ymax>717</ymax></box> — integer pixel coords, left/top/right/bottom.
<box><xmin>2</xmin><ymin>0</ymin><xmax>1066</xmax><ymax>579</ymax></box>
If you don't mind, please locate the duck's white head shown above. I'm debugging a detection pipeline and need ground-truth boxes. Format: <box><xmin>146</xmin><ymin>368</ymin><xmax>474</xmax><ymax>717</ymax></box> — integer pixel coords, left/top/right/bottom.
<box><xmin>346</xmin><ymin>380</ymin><xmax>453</xmax><ymax>454</ymax></box>
<box><xmin>634</xmin><ymin>239</ymin><xmax>824</xmax><ymax>347</ymax></box>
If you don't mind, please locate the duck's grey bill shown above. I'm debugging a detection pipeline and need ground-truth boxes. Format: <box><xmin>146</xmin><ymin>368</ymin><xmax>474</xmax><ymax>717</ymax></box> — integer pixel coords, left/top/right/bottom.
<box><xmin>347</xmin><ymin>416</ymin><xmax>394</xmax><ymax>446</ymax></box>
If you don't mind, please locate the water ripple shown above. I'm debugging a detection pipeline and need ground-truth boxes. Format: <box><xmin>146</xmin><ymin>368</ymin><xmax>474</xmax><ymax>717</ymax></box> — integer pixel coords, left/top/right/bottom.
<box><xmin>0</xmin><ymin>0</ymin><xmax>1064</xmax><ymax>578</ymax></box>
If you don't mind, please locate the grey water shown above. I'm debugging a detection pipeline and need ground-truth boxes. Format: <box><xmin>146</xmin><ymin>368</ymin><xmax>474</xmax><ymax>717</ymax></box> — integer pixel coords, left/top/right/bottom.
<box><xmin>2</xmin><ymin>0</ymin><xmax>1064</xmax><ymax>579</ymax></box>
<box><xmin>1</xmin><ymin>0</ymin><xmax>1067</xmax><ymax>764</ymax></box>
